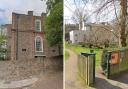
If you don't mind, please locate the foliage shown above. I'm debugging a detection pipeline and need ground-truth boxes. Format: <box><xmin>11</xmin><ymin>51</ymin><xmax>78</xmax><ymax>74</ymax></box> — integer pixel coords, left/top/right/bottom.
<box><xmin>45</xmin><ymin>1</ymin><xmax>63</xmax><ymax>46</ymax></box>
<box><xmin>0</xmin><ymin>35</ymin><xmax>6</xmax><ymax>44</ymax></box>
<box><xmin>65</xmin><ymin>42</ymin><xmax>103</xmax><ymax>66</ymax></box>
<box><xmin>65</xmin><ymin>50</ymin><xmax>70</xmax><ymax>60</ymax></box>
<box><xmin>0</xmin><ymin>35</ymin><xmax>7</xmax><ymax>60</ymax></box>
<box><xmin>46</xmin><ymin>0</ymin><xmax>62</xmax><ymax>13</ymax></box>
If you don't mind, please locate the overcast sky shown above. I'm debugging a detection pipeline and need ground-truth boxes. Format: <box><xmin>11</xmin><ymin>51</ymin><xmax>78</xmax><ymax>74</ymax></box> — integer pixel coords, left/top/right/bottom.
<box><xmin>64</xmin><ymin>0</ymin><xmax>119</xmax><ymax>24</ymax></box>
<box><xmin>0</xmin><ymin>0</ymin><xmax>46</xmax><ymax>25</ymax></box>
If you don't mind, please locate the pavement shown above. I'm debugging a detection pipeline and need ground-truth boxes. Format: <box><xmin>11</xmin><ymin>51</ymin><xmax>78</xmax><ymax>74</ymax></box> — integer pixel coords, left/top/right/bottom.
<box><xmin>29</xmin><ymin>71</ymin><xmax>63</xmax><ymax>89</ymax></box>
<box><xmin>0</xmin><ymin>65</ymin><xmax>63</xmax><ymax>89</ymax></box>
<box><xmin>0</xmin><ymin>70</ymin><xmax>63</xmax><ymax>89</ymax></box>
<box><xmin>0</xmin><ymin>77</ymin><xmax>38</xmax><ymax>89</ymax></box>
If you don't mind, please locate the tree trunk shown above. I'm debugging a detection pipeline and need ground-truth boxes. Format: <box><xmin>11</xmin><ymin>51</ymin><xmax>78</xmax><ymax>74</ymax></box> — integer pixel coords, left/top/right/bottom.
<box><xmin>120</xmin><ymin>0</ymin><xmax>127</xmax><ymax>47</ymax></box>
<box><xmin>118</xmin><ymin>30</ymin><xmax>122</xmax><ymax>48</ymax></box>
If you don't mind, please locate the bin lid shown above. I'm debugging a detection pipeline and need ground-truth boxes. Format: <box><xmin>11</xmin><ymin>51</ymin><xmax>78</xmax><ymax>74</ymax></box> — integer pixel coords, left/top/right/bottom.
<box><xmin>81</xmin><ymin>52</ymin><xmax>96</xmax><ymax>56</ymax></box>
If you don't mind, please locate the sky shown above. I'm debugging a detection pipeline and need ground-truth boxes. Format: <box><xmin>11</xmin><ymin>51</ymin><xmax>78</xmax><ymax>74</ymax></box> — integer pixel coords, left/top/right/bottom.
<box><xmin>64</xmin><ymin>0</ymin><xmax>119</xmax><ymax>24</ymax></box>
<box><xmin>0</xmin><ymin>0</ymin><xmax>46</xmax><ymax>25</ymax></box>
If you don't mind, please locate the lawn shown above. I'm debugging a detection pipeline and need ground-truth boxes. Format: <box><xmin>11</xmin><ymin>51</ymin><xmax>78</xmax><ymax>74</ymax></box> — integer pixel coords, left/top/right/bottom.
<box><xmin>65</xmin><ymin>50</ymin><xmax>70</xmax><ymax>60</ymax></box>
<box><xmin>65</xmin><ymin>43</ymin><xmax>103</xmax><ymax>66</ymax></box>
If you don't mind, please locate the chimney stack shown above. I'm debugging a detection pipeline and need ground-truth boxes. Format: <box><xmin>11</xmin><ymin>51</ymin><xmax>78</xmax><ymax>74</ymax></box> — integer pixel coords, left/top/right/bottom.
<box><xmin>28</xmin><ymin>11</ymin><xmax>33</xmax><ymax>16</ymax></box>
<box><xmin>41</xmin><ymin>12</ymin><xmax>46</xmax><ymax>17</ymax></box>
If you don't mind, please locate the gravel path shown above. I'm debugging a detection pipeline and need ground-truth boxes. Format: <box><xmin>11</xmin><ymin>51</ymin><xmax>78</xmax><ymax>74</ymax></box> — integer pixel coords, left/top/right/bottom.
<box><xmin>65</xmin><ymin>48</ymin><xmax>128</xmax><ymax>89</ymax></box>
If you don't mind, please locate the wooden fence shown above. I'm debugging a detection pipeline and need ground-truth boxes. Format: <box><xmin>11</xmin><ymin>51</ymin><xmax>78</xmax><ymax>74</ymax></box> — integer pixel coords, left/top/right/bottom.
<box><xmin>77</xmin><ymin>52</ymin><xmax>96</xmax><ymax>86</ymax></box>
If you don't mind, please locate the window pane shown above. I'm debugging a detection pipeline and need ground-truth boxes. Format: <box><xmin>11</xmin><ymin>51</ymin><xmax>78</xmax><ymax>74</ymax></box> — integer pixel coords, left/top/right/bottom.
<box><xmin>36</xmin><ymin>41</ymin><xmax>42</xmax><ymax>51</ymax></box>
<box><xmin>35</xmin><ymin>20</ymin><xmax>41</xmax><ymax>32</ymax></box>
<box><xmin>36</xmin><ymin>37</ymin><xmax>42</xmax><ymax>52</ymax></box>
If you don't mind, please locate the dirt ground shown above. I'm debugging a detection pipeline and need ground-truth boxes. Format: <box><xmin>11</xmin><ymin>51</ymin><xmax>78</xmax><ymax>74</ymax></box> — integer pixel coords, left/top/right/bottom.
<box><xmin>65</xmin><ymin>49</ymin><xmax>128</xmax><ymax>89</ymax></box>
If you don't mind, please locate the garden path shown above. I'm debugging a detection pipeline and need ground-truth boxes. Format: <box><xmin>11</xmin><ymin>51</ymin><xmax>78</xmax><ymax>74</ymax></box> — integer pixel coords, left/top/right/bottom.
<box><xmin>65</xmin><ymin>48</ymin><xmax>128</xmax><ymax>89</ymax></box>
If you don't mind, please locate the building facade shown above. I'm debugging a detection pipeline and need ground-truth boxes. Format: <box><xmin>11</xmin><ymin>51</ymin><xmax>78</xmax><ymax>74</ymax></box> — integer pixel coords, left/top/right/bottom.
<box><xmin>6</xmin><ymin>11</ymin><xmax>61</xmax><ymax>60</ymax></box>
<box><xmin>69</xmin><ymin>23</ymin><xmax>118</xmax><ymax>44</ymax></box>
<box><xmin>69</xmin><ymin>30</ymin><xmax>86</xmax><ymax>44</ymax></box>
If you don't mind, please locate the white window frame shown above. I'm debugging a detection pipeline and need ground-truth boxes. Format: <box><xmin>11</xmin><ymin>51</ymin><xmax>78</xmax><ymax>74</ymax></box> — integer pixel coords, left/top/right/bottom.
<box><xmin>35</xmin><ymin>19</ymin><xmax>41</xmax><ymax>32</ymax></box>
<box><xmin>35</xmin><ymin>36</ymin><xmax>43</xmax><ymax>52</ymax></box>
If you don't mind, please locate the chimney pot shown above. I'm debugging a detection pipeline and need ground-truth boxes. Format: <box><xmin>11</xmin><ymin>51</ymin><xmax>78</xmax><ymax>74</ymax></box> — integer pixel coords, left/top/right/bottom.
<box><xmin>41</xmin><ymin>12</ymin><xmax>46</xmax><ymax>17</ymax></box>
<box><xmin>28</xmin><ymin>11</ymin><xmax>33</xmax><ymax>16</ymax></box>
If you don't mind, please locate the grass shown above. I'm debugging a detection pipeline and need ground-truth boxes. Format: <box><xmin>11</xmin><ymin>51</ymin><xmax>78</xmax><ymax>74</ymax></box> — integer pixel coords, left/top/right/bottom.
<box><xmin>65</xmin><ymin>42</ymin><xmax>103</xmax><ymax>66</ymax></box>
<box><xmin>65</xmin><ymin>50</ymin><xmax>70</xmax><ymax>60</ymax></box>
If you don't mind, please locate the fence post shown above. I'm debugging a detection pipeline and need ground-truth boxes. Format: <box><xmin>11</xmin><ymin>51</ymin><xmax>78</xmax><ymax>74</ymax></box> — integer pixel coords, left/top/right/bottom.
<box><xmin>107</xmin><ymin>52</ymin><xmax>111</xmax><ymax>79</ymax></box>
<box><xmin>90</xmin><ymin>50</ymin><xmax>95</xmax><ymax>83</ymax></box>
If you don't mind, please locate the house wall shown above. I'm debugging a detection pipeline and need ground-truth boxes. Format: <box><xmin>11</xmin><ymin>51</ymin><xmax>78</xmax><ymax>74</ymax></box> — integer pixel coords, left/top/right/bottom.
<box><xmin>69</xmin><ymin>31</ymin><xmax>74</xmax><ymax>43</ymax></box>
<box><xmin>70</xmin><ymin>30</ymin><xmax>86</xmax><ymax>44</ymax></box>
<box><xmin>10</xmin><ymin>12</ymin><xmax>62</xmax><ymax>60</ymax></box>
<box><xmin>11</xmin><ymin>12</ymin><xmax>45</xmax><ymax>60</ymax></box>
<box><xmin>5</xmin><ymin>24</ymin><xmax>12</xmax><ymax>60</ymax></box>
<box><xmin>69</xmin><ymin>24</ymin><xmax>118</xmax><ymax>45</ymax></box>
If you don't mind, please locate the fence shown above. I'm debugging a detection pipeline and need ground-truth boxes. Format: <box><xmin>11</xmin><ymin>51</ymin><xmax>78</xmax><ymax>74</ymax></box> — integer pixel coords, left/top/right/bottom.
<box><xmin>77</xmin><ymin>52</ymin><xmax>96</xmax><ymax>86</ymax></box>
<box><xmin>102</xmin><ymin>48</ymin><xmax>128</xmax><ymax>78</ymax></box>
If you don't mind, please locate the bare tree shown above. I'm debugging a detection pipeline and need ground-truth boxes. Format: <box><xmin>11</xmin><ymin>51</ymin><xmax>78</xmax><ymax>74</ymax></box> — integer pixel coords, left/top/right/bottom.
<box><xmin>93</xmin><ymin>0</ymin><xmax>127</xmax><ymax>47</ymax></box>
<box><xmin>65</xmin><ymin>0</ymin><xmax>92</xmax><ymax>30</ymax></box>
<box><xmin>65</xmin><ymin>0</ymin><xmax>128</xmax><ymax>47</ymax></box>
<box><xmin>71</xmin><ymin>8</ymin><xmax>89</xmax><ymax>30</ymax></box>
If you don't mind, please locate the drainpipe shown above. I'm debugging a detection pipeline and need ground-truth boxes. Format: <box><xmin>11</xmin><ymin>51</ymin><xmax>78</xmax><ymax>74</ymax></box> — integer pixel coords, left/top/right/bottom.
<box><xmin>16</xmin><ymin>15</ymin><xmax>19</xmax><ymax>60</ymax></box>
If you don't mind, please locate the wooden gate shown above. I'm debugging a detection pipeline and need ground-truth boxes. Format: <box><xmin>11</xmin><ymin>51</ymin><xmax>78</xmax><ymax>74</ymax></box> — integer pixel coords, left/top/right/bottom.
<box><xmin>103</xmin><ymin>49</ymin><xmax>128</xmax><ymax>78</ymax></box>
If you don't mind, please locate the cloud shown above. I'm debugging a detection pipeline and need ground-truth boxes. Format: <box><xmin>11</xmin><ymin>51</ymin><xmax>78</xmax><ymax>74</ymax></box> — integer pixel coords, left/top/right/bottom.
<box><xmin>0</xmin><ymin>0</ymin><xmax>46</xmax><ymax>25</ymax></box>
<box><xmin>0</xmin><ymin>8</ymin><xmax>5</xmax><ymax>12</ymax></box>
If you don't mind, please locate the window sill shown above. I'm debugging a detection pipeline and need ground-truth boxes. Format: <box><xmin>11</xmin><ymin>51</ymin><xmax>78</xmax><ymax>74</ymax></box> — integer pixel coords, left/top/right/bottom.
<box><xmin>35</xmin><ymin>51</ymin><xmax>46</xmax><ymax>57</ymax></box>
<box><xmin>35</xmin><ymin>30</ymin><xmax>42</xmax><ymax>32</ymax></box>
<box><xmin>34</xmin><ymin>55</ymin><xmax>46</xmax><ymax>57</ymax></box>
<box><xmin>34</xmin><ymin>31</ymin><xmax>44</xmax><ymax>33</ymax></box>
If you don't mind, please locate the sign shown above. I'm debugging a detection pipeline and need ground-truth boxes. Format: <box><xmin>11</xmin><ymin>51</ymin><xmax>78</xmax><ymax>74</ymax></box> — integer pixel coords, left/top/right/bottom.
<box><xmin>110</xmin><ymin>52</ymin><xmax>120</xmax><ymax>64</ymax></box>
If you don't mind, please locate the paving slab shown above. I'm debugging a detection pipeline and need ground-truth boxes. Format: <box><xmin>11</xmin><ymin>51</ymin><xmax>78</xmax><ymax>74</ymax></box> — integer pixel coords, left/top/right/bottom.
<box><xmin>0</xmin><ymin>77</ymin><xmax>38</xmax><ymax>89</ymax></box>
<box><xmin>29</xmin><ymin>71</ymin><xmax>63</xmax><ymax>89</ymax></box>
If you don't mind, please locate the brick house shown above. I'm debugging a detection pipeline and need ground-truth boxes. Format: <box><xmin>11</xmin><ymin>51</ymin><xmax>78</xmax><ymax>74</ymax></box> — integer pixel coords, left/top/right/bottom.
<box><xmin>6</xmin><ymin>11</ymin><xmax>62</xmax><ymax>60</ymax></box>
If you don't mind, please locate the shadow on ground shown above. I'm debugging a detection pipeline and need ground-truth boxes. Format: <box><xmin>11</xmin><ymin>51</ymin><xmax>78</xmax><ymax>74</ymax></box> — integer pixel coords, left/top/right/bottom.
<box><xmin>110</xmin><ymin>71</ymin><xmax>128</xmax><ymax>85</ymax></box>
<box><xmin>93</xmin><ymin>77</ymin><xmax>122</xmax><ymax>89</ymax></box>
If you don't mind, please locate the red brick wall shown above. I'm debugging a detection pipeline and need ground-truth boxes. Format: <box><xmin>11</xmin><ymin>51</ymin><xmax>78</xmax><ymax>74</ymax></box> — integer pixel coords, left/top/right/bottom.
<box><xmin>9</xmin><ymin>12</ymin><xmax>62</xmax><ymax>60</ymax></box>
